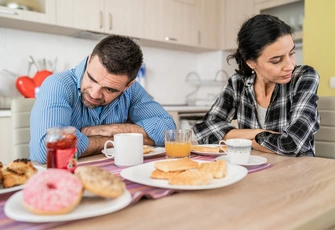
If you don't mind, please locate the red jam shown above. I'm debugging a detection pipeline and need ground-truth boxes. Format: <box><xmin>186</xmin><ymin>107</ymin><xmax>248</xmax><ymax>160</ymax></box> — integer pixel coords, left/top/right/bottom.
<box><xmin>46</xmin><ymin>127</ymin><xmax>78</xmax><ymax>172</ymax></box>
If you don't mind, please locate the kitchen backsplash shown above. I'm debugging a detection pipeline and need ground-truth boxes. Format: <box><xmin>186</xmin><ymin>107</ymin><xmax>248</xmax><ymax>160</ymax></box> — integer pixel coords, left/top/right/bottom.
<box><xmin>0</xmin><ymin>27</ymin><xmax>302</xmax><ymax>106</ymax></box>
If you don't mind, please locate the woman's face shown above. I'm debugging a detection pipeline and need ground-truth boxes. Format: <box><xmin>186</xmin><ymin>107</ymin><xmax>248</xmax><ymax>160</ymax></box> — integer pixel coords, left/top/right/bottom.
<box><xmin>80</xmin><ymin>55</ymin><xmax>133</xmax><ymax>109</ymax></box>
<box><xmin>248</xmin><ymin>35</ymin><xmax>296</xmax><ymax>85</ymax></box>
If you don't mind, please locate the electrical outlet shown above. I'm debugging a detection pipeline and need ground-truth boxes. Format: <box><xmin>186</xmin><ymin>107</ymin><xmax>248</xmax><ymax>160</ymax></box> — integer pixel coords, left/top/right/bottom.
<box><xmin>330</xmin><ymin>76</ymin><xmax>335</xmax><ymax>88</ymax></box>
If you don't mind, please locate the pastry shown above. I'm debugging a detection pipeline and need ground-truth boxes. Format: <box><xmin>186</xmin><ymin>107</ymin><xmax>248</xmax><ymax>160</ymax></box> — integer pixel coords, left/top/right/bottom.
<box><xmin>2</xmin><ymin>158</ymin><xmax>38</xmax><ymax>188</ymax></box>
<box><xmin>23</xmin><ymin>169</ymin><xmax>83</xmax><ymax>215</ymax></box>
<box><xmin>75</xmin><ymin>166</ymin><xmax>125</xmax><ymax>198</ymax></box>
<box><xmin>154</xmin><ymin>158</ymin><xmax>199</xmax><ymax>172</ymax></box>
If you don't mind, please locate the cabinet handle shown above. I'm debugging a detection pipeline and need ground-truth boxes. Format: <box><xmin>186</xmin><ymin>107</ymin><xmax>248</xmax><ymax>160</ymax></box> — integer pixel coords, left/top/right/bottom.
<box><xmin>198</xmin><ymin>31</ymin><xmax>201</xmax><ymax>45</ymax></box>
<box><xmin>109</xmin><ymin>13</ymin><xmax>112</xmax><ymax>30</ymax></box>
<box><xmin>0</xmin><ymin>9</ymin><xmax>18</xmax><ymax>15</ymax></box>
<box><xmin>165</xmin><ymin>37</ymin><xmax>177</xmax><ymax>42</ymax></box>
<box><xmin>100</xmin><ymin>11</ymin><xmax>103</xmax><ymax>29</ymax></box>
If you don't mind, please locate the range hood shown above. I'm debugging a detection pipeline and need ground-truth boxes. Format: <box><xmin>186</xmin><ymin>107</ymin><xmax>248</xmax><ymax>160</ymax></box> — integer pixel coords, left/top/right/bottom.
<box><xmin>70</xmin><ymin>31</ymin><xmax>109</xmax><ymax>40</ymax></box>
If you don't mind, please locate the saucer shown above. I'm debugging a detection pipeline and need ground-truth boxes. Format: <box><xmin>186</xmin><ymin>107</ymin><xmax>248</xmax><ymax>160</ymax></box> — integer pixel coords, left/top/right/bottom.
<box><xmin>216</xmin><ymin>155</ymin><xmax>267</xmax><ymax>166</ymax></box>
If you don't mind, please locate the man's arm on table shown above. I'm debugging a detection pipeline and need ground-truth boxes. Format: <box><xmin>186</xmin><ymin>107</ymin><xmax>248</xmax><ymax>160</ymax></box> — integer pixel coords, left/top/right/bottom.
<box><xmin>80</xmin><ymin>123</ymin><xmax>155</xmax><ymax>157</ymax></box>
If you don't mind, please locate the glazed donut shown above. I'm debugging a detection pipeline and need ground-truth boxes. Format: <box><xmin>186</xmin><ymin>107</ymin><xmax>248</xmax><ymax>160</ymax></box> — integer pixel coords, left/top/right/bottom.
<box><xmin>22</xmin><ymin>169</ymin><xmax>83</xmax><ymax>215</ymax></box>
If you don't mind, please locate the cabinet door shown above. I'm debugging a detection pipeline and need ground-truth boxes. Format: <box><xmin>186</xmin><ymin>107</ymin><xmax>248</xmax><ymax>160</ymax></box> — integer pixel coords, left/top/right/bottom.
<box><xmin>104</xmin><ymin>0</ymin><xmax>144</xmax><ymax>38</ymax></box>
<box><xmin>0</xmin><ymin>0</ymin><xmax>56</xmax><ymax>24</ymax></box>
<box><xmin>56</xmin><ymin>0</ymin><xmax>73</xmax><ymax>27</ymax></box>
<box><xmin>144</xmin><ymin>0</ymin><xmax>197</xmax><ymax>46</ymax></box>
<box><xmin>220</xmin><ymin>0</ymin><xmax>255</xmax><ymax>50</ymax></box>
<box><xmin>254</xmin><ymin>0</ymin><xmax>303</xmax><ymax>41</ymax></box>
<box><xmin>196</xmin><ymin>0</ymin><xmax>219</xmax><ymax>49</ymax></box>
<box><xmin>72</xmin><ymin>0</ymin><xmax>104</xmax><ymax>32</ymax></box>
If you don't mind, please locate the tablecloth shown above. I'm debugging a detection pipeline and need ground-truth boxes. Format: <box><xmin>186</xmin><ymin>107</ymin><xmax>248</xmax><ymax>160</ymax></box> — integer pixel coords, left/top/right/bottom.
<box><xmin>0</xmin><ymin>154</ymin><xmax>272</xmax><ymax>230</ymax></box>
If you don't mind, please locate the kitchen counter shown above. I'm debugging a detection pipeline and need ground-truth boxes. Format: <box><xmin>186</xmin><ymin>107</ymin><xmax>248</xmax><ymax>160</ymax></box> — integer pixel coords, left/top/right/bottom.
<box><xmin>162</xmin><ymin>105</ymin><xmax>211</xmax><ymax>112</ymax></box>
<box><xmin>0</xmin><ymin>106</ymin><xmax>211</xmax><ymax>118</ymax></box>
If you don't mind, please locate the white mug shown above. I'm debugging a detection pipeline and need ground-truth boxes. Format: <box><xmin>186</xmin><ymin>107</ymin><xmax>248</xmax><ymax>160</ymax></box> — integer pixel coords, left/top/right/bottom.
<box><xmin>219</xmin><ymin>139</ymin><xmax>252</xmax><ymax>164</ymax></box>
<box><xmin>103</xmin><ymin>133</ymin><xmax>144</xmax><ymax>167</ymax></box>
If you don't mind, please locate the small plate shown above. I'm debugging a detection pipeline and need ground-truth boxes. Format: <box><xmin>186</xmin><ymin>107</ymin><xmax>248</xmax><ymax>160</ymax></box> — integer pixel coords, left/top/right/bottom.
<box><xmin>216</xmin><ymin>155</ymin><xmax>267</xmax><ymax>166</ymax></box>
<box><xmin>101</xmin><ymin>147</ymin><xmax>166</xmax><ymax>159</ymax></box>
<box><xmin>191</xmin><ymin>144</ymin><xmax>227</xmax><ymax>156</ymax></box>
<box><xmin>4</xmin><ymin>189</ymin><xmax>132</xmax><ymax>222</ymax></box>
<box><xmin>0</xmin><ymin>166</ymin><xmax>46</xmax><ymax>194</ymax></box>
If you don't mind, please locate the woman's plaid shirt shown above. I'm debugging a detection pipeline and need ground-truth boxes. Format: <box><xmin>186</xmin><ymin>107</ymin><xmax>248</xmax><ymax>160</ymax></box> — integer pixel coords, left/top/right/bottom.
<box><xmin>193</xmin><ymin>65</ymin><xmax>320</xmax><ymax>157</ymax></box>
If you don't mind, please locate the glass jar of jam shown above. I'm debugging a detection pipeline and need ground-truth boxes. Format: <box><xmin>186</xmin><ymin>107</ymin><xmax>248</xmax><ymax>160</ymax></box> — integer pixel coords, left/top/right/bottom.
<box><xmin>46</xmin><ymin>126</ymin><xmax>78</xmax><ymax>172</ymax></box>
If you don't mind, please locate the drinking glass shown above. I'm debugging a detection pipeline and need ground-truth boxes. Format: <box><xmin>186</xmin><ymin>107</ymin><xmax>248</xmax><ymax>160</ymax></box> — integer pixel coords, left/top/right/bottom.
<box><xmin>164</xmin><ymin>129</ymin><xmax>192</xmax><ymax>159</ymax></box>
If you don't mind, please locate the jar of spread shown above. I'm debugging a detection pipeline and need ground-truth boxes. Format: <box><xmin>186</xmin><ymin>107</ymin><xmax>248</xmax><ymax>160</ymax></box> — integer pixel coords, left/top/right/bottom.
<box><xmin>46</xmin><ymin>126</ymin><xmax>78</xmax><ymax>172</ymax></box>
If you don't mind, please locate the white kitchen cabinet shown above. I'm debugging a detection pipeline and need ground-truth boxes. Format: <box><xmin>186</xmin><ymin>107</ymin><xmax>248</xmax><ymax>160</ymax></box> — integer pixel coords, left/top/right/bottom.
<box><xmin>254</xmin><ymin>0</ymin><xmax>304</xmax><ymax>41</ymax></box>
<box><xmin>56</xmin><ymin>0</ymin><xmax>144</xmax><ymax>38</ymax></box>
<box><xmin>144</xmin><ymin>0</ymin><xmax>198</xmax><ymax>46</ymax></box>
<box><xmin>72</xmin><ymin>0</ymin><xmax>105</xmax><ymax>32</ymax></box>
<box><xmin>0</xmin><ymin>0</ymin><xmax>56</xmax><ymax>25</ymax></box>
<box><xmin>104</xmin><ymin>0</ymin><xmax>144</xmax><ymax>38</ymax></box>
<box><xmin>196</xmin><ymin>0</ymin><xmax>219</xmax><ymax>49</ymax></box>
<box><xmin>219</xmin><ymin>0</ymin><xmax>255</xmax><ymax>50</ymax></box>
<box><xmin>56</xmin><ymin>0</ymin><xmax>104</xmax><ymax>32</ymax></box>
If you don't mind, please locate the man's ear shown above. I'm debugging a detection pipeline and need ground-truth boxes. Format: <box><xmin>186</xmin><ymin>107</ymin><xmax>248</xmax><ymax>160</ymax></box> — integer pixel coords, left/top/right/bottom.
<box><xmin>124</xmin><ymin>80</ymin><xmax>135</xmax><ymax>92</ymax></box>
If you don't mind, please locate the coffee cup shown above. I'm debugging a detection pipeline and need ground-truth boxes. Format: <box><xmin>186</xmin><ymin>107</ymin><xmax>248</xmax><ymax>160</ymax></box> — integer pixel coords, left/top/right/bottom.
<box><xmin>219</xmin><ymin>138</ymin><xmax>252</xmax><ymax>164</ymax></box>
<box><xmin>103</xmin><ymin>133</ymin><xmax>143</xmax><ymax>167</ymax></box>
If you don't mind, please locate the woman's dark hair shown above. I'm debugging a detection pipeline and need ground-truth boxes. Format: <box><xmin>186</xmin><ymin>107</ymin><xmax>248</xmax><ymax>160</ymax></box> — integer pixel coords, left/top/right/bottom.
<box><xmin>91</xmin><ymin>35</ymin><xmax>143</xmax><ymax>82</ymax></box>
<box><xmin>227</xmin><ymin>14</ymin><xmax>293</xmax><ymax>76</ymax></box>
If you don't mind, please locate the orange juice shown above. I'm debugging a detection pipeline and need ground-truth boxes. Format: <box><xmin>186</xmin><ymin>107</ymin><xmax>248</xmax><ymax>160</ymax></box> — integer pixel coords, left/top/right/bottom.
<box><xmin>165</xmin><ymin>141</ymin><xmax>191</xmax><ymax>158</ymax></box>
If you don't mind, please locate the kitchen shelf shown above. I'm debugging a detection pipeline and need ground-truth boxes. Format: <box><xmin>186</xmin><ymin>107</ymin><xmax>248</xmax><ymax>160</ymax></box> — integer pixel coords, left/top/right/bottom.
<box><xmin>185</xmin><ymin>70</ymin><xmax>229</xmax><ymax>106</ymax></box>
<box><xmin>187</xmin><ymin>79</ymin><xmax>226</xmax><ymax>87</ymax></box>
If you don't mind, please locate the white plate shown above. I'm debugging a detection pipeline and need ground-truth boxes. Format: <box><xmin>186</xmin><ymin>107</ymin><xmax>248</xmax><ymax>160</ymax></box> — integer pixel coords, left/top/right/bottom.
<box><xmin>191</xmin><ymin>144</ymin><xmax>227</xmax><ymax>156</ymax></box>
<box><xmin>120</xmin><ymin>160</ymin><xmax>247</xmax><ymax>190</ymax></box>
<box><xmin>4</xmin><ymin>189</ymin><xmax>132</xmax><ymax>222</ymax></box>
<box><xmin>0</xmin><ymin>166</ymin><xmax>46</xmax><ymax>194</ymax></box>
<box><xmin>216</xmin><ymin>155</ymin><xmax>267</xmax><ymax>166</ymax></box>
<box><xmin>101</xmin><ymin>147</ymin><xmax>166</xmax><ymax>158</ymax></box>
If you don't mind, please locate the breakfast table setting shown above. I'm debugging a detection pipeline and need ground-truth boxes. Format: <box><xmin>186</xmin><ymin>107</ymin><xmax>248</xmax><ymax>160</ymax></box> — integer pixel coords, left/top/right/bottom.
<box><xmin>0</xmin><ymin>145</ymin><xmax>335</xmax><ymax>230</ymax></box>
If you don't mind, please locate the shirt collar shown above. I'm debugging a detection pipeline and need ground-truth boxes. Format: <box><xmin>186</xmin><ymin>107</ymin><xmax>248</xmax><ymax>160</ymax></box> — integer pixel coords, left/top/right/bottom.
<box><xmin>74</xmin><ymin>56</ymin><xmax>89</xmax><ymax>94</ymax></box>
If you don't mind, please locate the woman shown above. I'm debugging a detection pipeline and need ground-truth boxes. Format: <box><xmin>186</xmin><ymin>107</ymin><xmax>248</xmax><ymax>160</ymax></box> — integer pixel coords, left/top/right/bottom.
<box><xmin>193</xmin><ymin>14</ymin><xmax>320</xmax><ymax>157</ymax></box>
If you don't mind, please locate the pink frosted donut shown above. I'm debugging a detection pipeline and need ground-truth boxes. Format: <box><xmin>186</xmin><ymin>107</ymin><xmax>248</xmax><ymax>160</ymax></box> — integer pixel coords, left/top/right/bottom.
<box><xmin>22</xmin><ymin>169</ymin><xmax>83</xmax><ymax>215</ymax></box>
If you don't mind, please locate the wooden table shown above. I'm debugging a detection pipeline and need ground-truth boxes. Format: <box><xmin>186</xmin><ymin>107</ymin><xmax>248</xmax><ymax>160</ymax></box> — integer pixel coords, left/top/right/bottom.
<box><xmin>51</xmin><ymin>151</ymin><xmax>335</xmax><ymax>230</ymax></box>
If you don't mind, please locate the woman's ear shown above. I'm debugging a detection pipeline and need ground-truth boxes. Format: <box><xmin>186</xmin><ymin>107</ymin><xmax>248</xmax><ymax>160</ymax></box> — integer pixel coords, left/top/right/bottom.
<box><xmin>246</xmin><ymin>60</ymin><xmax>255</xmax><ymax>70</ymax></box>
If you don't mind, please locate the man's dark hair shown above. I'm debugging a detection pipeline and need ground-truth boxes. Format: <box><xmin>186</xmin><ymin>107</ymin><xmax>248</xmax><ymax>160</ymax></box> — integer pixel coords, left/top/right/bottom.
<box><xmin>91</xmin><ymin>35</ymin><xmax>143</xmax><ymax>82</ymax></box>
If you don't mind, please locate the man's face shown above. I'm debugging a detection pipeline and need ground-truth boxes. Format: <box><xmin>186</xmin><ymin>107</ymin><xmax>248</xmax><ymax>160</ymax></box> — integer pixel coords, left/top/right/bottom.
<box><xmin>80</xmin><ymin>55</ymin><xmax>133</xmax><ymax>109</ymax></box>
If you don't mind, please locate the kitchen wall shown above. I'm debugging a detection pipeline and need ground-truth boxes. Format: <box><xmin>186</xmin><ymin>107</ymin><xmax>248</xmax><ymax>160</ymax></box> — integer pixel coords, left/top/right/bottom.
<box><xmin>304</xmin><ymin>0</ymin><xmax>335</xmax><ymax>96</ymax></box>
<box><xmin>0</xmin><ymin>27</ymin><xmax>303</xmax><ymax>105</ymax></box>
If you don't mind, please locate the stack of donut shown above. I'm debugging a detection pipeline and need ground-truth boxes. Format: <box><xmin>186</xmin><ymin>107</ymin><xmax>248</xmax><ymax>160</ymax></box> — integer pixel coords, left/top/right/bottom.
<box><xmin>22</xmin><ymin>166</ymin><xmax>126</xmax><ymax>215</ymax></box>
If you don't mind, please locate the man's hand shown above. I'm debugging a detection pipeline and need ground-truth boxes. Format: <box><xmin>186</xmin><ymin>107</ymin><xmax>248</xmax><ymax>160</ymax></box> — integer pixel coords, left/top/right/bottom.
<box><xmin>81</xmin><ymin>123</ymin><xmax>155</xmax><ymax>151</ymax></box>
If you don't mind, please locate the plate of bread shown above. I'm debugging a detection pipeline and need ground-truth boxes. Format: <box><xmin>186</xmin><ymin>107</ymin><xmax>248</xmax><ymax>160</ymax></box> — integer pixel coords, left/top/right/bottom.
<box><xmin>120</xmin><ymin>158</ymin><xmax>248</xmax><ymax>190</ymax></box>
<box><xmin>102</xmin><ymin>146</ymin><xmax>165</xmax><ymax>158</ymax></box>
<box><xmin>191</xmin><ymin>144</ymin><xmax>228</xmax><ymax>156</ymax></box>
<box><xmin>0</xmin><ymin>159</ymin><xmax>45</xmax><ymax>194</ymax></box>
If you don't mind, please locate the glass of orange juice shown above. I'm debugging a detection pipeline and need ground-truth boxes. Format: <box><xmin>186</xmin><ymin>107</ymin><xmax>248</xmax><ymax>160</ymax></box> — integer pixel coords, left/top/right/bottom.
<box><xmin>164</xmin><ymin>129</ymin><xmax>192</xmax><ymax>159</ymax></box>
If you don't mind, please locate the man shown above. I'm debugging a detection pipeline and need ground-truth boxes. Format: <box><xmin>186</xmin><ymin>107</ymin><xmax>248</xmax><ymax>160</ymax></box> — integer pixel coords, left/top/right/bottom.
<box><xmin>30</xmin><ymin>35</ymin><xmax>176</xmax><ymax>163</ymax></box>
